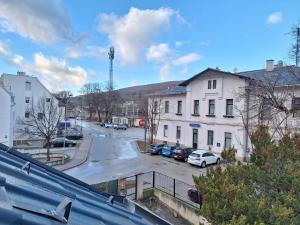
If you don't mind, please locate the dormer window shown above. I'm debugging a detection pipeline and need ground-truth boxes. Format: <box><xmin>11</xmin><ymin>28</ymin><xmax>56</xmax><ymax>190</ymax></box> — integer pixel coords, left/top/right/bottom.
<box><xmin>208</xmin><ymin>80</ymin><xmax>217</xmax><ymax>89</ymax></box>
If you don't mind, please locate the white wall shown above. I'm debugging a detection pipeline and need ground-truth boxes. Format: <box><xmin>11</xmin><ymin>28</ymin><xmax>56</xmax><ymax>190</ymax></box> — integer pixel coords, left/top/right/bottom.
<box><xmin>1</xmin><ymin>73</ymin><xmax>59</xmax><ymax>139</ymax></box>
<box><xmin>0</xmin><ymin>86</ymin><xmax>13</xmax><ymax>146</ymax></box>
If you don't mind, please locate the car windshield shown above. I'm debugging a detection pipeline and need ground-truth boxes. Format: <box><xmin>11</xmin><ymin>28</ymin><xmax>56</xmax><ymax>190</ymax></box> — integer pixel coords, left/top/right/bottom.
<box><xmin>190</xmin><ymin>153</ymin><xmax>200</xmax><ymax>157</ymax></box>
<box><xmin>174</xmin><ymin>149</ymin><xmax>183</xmax><ymax>153</ymax></box>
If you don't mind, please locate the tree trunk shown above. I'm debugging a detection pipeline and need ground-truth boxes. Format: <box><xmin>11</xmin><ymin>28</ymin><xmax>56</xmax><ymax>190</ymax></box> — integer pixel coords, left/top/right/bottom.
<box><xmin>46</xmin><ymin>137</ymin><xmax>50</xmax><ymax>161</ymax></box>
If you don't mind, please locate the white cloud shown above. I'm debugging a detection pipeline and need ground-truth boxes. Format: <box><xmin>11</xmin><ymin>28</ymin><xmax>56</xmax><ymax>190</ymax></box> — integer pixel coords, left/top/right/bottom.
<box><xmin>159</xmin><ymin>53</ymin><xmax>201</xmax><ymax>81</ymax></box>
<box><xmin>32</xmin><ymin>53</ymin><xmax>87</xmax><ymax>91</ymax></box>
<box><xmin>0</xmin><ymin>41</ymin><xmax>87</xmax><ymax>91</ymax></box>
<box><xmin>98</xmin><ymin>7</ymin><xmax>180</xmax><ymax>64</ymax></box>
<box><xmin>146</xmin><ymin>43</ymin><xmax>171</xmax><ymax>62</ymax></box>
<box><xmin>267</xmin><ymin>12</ymin><xmax>283</xmax><ymax>24</ymax></box>
<box><xmin>160</xmin><ymin>63</ymin><xmax>172</xmax><ymax>81</ymax></box>
<box><xmin>0</xmin><ymin>0</ymin><xmax>72</xmax><ymax>43</ymax></box>
<box><xmin>173</xmin><ymin>53</ymin><xmax>201</xmax><ymax>66</ymax></box>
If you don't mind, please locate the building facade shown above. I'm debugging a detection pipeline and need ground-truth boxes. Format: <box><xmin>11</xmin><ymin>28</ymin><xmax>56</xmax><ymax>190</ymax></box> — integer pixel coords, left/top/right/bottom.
<box><xmin>0</xmin><ymin>72</ymin><xmax>59</xmax><ymax>139</ymax></box>
<box><xmin>0</xmin><ymin>85</ymin><xmax>14</xmax><ymax>146</ymax></box>
<box><xmin>152</xmin><ymin>62</ymin><xmax>300</xmax><ymax>159</ymax></box>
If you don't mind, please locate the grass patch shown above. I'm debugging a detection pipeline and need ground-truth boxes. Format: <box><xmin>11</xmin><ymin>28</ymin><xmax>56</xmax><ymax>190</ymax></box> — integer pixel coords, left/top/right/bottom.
<box><xmin>136</xmin><ymin>140</ymin><xmax>149</xmax><ymax>153</ymax></box>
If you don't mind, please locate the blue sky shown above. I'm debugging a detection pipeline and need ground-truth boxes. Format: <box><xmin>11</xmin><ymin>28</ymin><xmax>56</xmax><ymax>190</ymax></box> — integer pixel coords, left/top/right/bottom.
<box><xmin>0</xmin><ymin>0</ymin><xmax>299</xmax><ymax>93</ymax></box>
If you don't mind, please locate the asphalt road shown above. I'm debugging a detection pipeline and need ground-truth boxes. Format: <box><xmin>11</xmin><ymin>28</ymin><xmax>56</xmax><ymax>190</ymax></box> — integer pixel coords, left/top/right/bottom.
<box><xmin>65</xmin><ymin>121</ymin><xmax>206</xmax><ymax>186</ymax></box>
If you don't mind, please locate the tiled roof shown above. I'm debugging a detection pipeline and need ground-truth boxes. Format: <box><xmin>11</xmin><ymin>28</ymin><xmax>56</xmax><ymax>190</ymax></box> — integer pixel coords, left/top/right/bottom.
<box><xmin>0</xmin><ymin>143</ymin><xmax>150</xmax><ymax>225</ymax></box>
<box><xmin>150</xmin><ymin>86</ymin><xmax>187</xmax><ymax>96</ymax></box>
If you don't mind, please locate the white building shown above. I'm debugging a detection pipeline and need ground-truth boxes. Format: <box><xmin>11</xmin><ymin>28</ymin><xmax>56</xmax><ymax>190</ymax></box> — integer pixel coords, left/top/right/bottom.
<box><xmin>0</xmin><ymin>72</ymin><xmax>59</xmax><ymax>139</ymax></box>
<box><xmin>0</xmin><ymin>85</ymin><xmax>14</xmax><ymax>146</ymax></box>
<box><xmin>152</xmin><ymin>61</ymin><xmax>300</xmax><ymax>159</ymax></box>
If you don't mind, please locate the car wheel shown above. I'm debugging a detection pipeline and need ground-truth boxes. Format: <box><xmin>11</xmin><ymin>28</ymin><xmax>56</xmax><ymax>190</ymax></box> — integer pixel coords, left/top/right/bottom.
<box><xmin>201</xmin><ymin>161</ymin><xmax>206</xmax><ymax>168</ymax></box>
<box><xmin>216</xmin><ymin>158</ymin><xmax>220</xmax><ymax>165</ymax></box>
<box><xmin>184</xmin><ymin>157</ymin><xmax>188</xmax><ymax>162</ymax></box>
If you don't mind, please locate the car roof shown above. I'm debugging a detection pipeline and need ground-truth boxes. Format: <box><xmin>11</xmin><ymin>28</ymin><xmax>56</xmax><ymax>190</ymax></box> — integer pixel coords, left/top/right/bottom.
<box><xmin>192</xmin><ymin>150</ymin><xmax>210</xmax><ymax>154</ymax></box>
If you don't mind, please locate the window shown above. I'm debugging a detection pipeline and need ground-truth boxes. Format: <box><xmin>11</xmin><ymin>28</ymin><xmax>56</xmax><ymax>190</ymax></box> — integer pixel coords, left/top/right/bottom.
<box><xmin>208</xmin><ymin>80</ymin><xmax>212</xmax><ymax>89</ymax></box>
<box><xmin>37</xmin><ymin>113</ymin><xmax>44</xmax><ymax>120</ymax></box>
<box><xmin>164</xmin><ymin>125</ymin><xmax>168</xmax><ymax>137</ymax></box>
<box><xmin>25</xmin><ymin>97</ymin><xmax>30</xmax><ymax>103</ymax></box>
<box><xmin>177</xmin><ymin>101</ymin><xmax>182</xmax><ymax>114</ymax></box>
<box><xmin>46</xmin><ymin>98</ymin><xmax>51</xmax><ymax>103</ymax></box>
<box><xmin>226</xmin><ymin>99</ymin><xmax>233</xmax><ymax>116</ymax></box>
<box><xmin>224</xmin><ymin>132</ymin><xmax>232</xmax><ymax>149</ymax></box>
<box><xmin>165</xmin><ymin>101</ymin><xmax>169</xmax><ymax>113</ymax></box>
<box><xmin>25</xmin><ymin>112</ymin><xmax>30</xmax><ymax>118</ymax></box>
<box><xmin>176</xmin><ymin>126</ymin><xmax>181</xmax><ymax>139</ymax></box>
<box><xmin>25</xmin><ymin>81</ymin><xmax>31</xmax><ymax>91</ymax></box>
<box><xmin>207</xmin><ymin>130</ymin><xmax>214</xmax><ymax>145</ymax></box>
<box><xmin>154</xmin><ymin>101</ymin><xmax>158</xmax><ymax>113</ymax></box>
<box><xmin>213</xmin><ymin>80</ymin><xmax>217</xmax><ymax>89</ymax></box>
<box><xmin>208</xmin><ymin>100</ymin><xmax>215</xmax><ymax>115</ymax></box>
<box><xmin>194</xmin><ymin>100</ymin><xmax>199</xmax><ymax>115</ymax></box>
<box><xmin>292</xmin><ymin>97</ymin><xmax>300</xmax><ymax>118</ymax></box>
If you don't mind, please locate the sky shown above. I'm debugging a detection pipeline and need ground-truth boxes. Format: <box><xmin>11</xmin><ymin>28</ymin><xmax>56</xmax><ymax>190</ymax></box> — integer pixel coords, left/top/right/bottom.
<box><xmin>0</xmin><ymin>0</ymin><xmax>299</xmax><ymax>94</ymax></box>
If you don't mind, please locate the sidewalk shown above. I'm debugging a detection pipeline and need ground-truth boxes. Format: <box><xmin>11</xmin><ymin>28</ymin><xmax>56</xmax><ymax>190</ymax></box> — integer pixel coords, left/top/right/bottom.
<box><xmin>54</xmin><ymin>136</ymin><xmax>92</xmax><ymax>171</ymax></box>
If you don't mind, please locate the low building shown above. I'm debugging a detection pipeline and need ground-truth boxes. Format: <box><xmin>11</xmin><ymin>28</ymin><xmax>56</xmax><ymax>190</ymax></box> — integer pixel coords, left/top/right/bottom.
<box><xmin>0</xmin><ymin>72</ymin><xmax>59</xmax><ymax>139</ymax></box>
<box><xmin>0</xmin><ymin>85</ymin><xmax>14</xmax><ymax>146</ymax></box>
<box><xmin>151</xmin><ymin>60</ymin><xmax>300</xmax><ymax>159</ymax></box>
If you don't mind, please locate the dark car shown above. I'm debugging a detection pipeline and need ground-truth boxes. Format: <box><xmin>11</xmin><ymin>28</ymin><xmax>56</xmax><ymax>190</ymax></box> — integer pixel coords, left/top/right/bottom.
<box><xmin>161</xmin><ymin>146</ymin><xmax>177</xmax><ymax>157</ymax></box>
<box><xmin>148</xmin><ymin>144</ymin><xmax>166</xmax><ymax>155</ymax></box>
<box><xmin>64</xmin><ymin>129</ymin><xmax>83</xmax><ymax>140</ymax></box>
<box><xmin>173</xmin><ymin>147</ymin><xmax>194</xmax><ymax>161</ymax></box>
<box><xmin>44</xmin><ymin>138</ymin><xmax>76</xmax><ymax>148</ymax></box>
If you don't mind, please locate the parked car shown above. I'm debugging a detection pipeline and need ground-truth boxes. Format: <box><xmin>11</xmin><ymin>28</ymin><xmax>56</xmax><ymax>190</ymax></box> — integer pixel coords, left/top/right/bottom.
<box><xmin>187</xmin><ymin>150</ymin><xmax>221</xmax><ymax>168</ymax></box>
<box><xmin>161</xmin><ymin>146</ymin><xmax>177</xmax><ymax>157</ymax></box>
<box><xmin>115</xmin><ymin>124</ymin><xmax>127</xmax><ymax>130</ymax></box>
<box><xmin>148</xmin><ymin>144</ymin><xmax>166</xmax><ymax>155</ymax></box>
<box><xmin>173</xmin><ymin>147</ymin><xmax>194</xmax><ymax>161</ymax></box>
<box><xmin>105</xmin><ymin>123</ymin><xmax>114</xmax><ymax>128</ymax></box>
<box><xmin>99</xmin><ymin>122</ymin><xmax>105</xmax><ymax>127</ymax></box>
<box><xmin>44</xmin><ymin>138</ymin><xmax>76</xmax><ymax>148</ymax></box>
<box><xmin>64</xmin><ymin>128</ymin><xmax>83</xmax><ymax>140</ymax></box>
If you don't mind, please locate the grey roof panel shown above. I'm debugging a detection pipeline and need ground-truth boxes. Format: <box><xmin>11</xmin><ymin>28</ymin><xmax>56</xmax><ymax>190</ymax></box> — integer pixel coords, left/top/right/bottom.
<box><xmin>0</xmin><ymin>143</ymin><xmax>149</xmax><ymax>225</ymax></box>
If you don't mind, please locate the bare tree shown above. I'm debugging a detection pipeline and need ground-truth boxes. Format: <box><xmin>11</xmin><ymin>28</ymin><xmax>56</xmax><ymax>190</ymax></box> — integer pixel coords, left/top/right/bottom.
<box><xmin>147</xmin><ymin>95</ymin><xmax>163</xmax><ymax>144</ymax></box>
<box><xmin>18</xmin><ymin>96</ymin><xmax>62</xmax><ymax>161</ymax></box>
<box><xmin>238</xmin><ymin>71</ymin><xmax>300</xmax><ymax>141</ymax></box>
<box><xmin>55</xmin><ymin>90</ymin><xmax>73</xmax><ymax>119</ymax></box>
<box><xmin>79</xmin><ymin>83</ymin><xmax>101</xmax><ymax>120</ymax></box>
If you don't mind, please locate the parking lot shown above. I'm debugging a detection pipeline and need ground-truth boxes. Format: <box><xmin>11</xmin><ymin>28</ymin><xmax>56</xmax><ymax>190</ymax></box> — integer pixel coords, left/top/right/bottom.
<box><xmin>65</xmin><ymin>121</ymin><xmax>214</xmax><ymax>186</ymax></box>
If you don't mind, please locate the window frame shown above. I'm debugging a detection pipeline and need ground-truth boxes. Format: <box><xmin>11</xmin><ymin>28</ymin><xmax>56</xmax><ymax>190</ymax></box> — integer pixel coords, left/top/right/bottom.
<box><xmin>25</xmin><ymin>97</ymin><xmax>30</xmax><ymax>104</ymax></box>
<box><xmin>177</xmin><ymin>100</ymin><xmax>182</xmax><ymax>114</ymax></box>
<box><xmin>163</xmin><ymin>125</ymin><xmax>168</xmax><ymax>137</ymax></box>
<box><xmin>208</xmin><ymin>80</ymin><xmax>212</xmax><ymax>89</ymax></box>
<box><xmin>208</xmin><ymin>99</ymin><xmax>215</xmax><ymax>115</ymax></box>
<box><xmin>194</xmin><ymin>100</ymin><xmax>199</xmax><ymax>115</ymax></box>
<box><xmin>25</xmin><ymin>81</ymin><xmax>31</xmax><ymax>91</ymax></box>
<box><xmin>207</xmin><ymin>130</ymin><xmax>214</xmax><ymax>145</ymax></box>
<box><xmin>224</xmin><ymin>132</ymin><xmax>232</xmax><ymax>149</ymax></box>
<box><xmin>176</xmin><ymin>126</ymin><xmax>181</xmax><ymax>139</ymax></box>
<box><xmin>226</xmin><ymin>99</ymin><xmax>233</xmax><ymax>116</ymax></box>
<box><xmin>213</xmin><ymin>80</ymin><xmax>217</xmax><ymax>89</ymax></box>
<box><xmin>165</xmin><ymin>100</ymin><xmax>169</xmax><ymax>113</ymax></box>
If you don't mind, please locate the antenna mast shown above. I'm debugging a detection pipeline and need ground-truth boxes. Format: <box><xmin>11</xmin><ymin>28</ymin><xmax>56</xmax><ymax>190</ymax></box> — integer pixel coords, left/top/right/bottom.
<box><xmin>296</xmin><ymin>27</ymin><xmax>300</xmax><ymax>66</ymax></box>
<box><xmin>108</xmin><ymin>46</ymin><xmax>114</xmax><ymax>90</ymax></box>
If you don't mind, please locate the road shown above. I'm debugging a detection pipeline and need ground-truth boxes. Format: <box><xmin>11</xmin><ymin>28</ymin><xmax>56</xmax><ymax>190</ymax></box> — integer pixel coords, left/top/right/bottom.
<box><xmin>65</xmin><ymin>121</ymin><xmax>206</xmax><ymax>185</ymax></box>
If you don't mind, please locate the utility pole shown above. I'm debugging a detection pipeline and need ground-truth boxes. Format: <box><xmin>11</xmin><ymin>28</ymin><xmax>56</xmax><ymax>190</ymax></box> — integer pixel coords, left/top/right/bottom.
<box><xmin>108</xmin><ymin>46</ymin><xmax>114</xmax><ymax>90</ymax></box>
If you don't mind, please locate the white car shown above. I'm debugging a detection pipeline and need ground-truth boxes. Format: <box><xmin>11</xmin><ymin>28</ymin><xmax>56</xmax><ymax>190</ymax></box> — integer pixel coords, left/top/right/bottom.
<box><xmin>105</xmin><ymin>123</ymin><xmax>114</xmax><ymax>128</ymax></box>
<box><xmin>187</xmin><ymin>150</ymin><xmax>221</xmax><ymax>168</ymax></box>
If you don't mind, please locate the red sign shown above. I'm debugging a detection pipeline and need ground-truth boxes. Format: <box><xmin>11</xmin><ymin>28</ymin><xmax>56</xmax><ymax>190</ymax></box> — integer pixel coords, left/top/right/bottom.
<box><xmin>139</xmin><ymin>119</ymin><xmax>145</xmax><ymax>127</ymax></box>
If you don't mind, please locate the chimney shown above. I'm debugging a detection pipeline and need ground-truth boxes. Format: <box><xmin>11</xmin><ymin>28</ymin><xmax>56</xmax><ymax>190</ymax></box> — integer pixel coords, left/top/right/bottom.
<box><xmin>266</xmin><ymin>59</ymin><xmax>274</xmax><ymax>72</ymax></box>
<box><xmin>17</xmin><ymin>71</ymin><xmax>26</xmax><ymax>76</ymax></box>
<box><xmin>277</xmin><ymin>60</ymin><xmax>283</xmax><ymax>67</ymax></box>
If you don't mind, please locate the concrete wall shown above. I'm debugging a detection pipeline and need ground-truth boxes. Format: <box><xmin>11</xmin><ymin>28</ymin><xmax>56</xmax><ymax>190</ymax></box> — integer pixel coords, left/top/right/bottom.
<box><xmin>154</xmin><ymin>189</ymin><xmax>210</xmax><ymax>225</ymax></box>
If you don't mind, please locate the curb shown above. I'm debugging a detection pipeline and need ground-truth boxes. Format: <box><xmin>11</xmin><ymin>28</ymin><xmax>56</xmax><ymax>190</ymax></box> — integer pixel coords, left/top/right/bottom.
<box><xmin>55</xmin><ymin>136</ymin><xmax>93</xmax><ymax>171</ymax></box>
